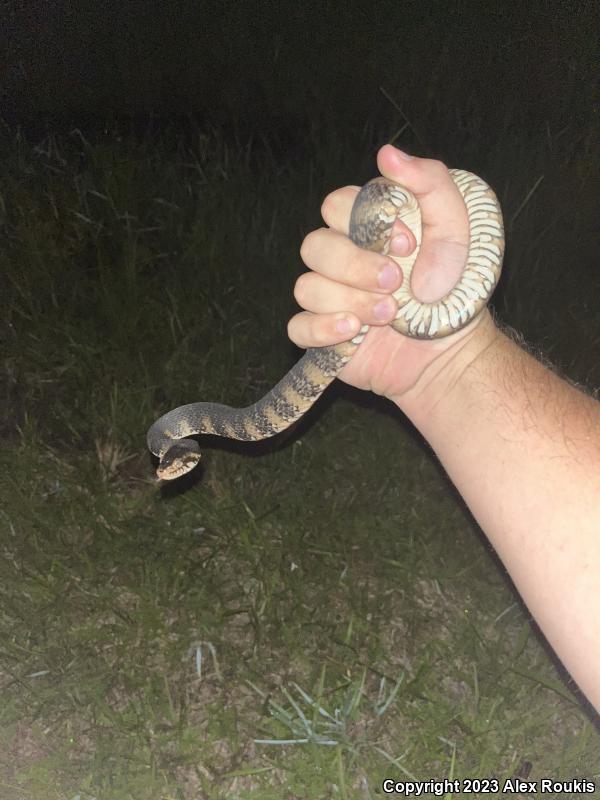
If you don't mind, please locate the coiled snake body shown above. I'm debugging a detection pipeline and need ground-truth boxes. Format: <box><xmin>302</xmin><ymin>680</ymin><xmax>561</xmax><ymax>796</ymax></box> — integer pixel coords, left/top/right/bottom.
<box><xmin>148</xmin><ymin>170</ymin><xmax>504</xmax><ymax>480</ymax></box>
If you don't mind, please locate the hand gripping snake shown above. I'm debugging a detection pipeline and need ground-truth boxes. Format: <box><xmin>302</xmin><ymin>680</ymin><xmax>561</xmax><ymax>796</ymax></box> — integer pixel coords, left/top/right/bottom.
<box><xmin>147</xmin><ymin>170</ymin><xmax>504</xmax><ymax>480</ymax></box>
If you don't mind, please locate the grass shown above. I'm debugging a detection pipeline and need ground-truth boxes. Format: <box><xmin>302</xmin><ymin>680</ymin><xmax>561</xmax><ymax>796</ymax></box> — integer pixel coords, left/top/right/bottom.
<box><xmin>0</xmin><ymin>113</ymin><xmax>599</xmax><ymax>799</ymax></box>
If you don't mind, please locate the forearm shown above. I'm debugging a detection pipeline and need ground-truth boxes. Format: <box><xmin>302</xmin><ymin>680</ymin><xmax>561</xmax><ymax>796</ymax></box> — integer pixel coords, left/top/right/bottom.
<box><xmin>395</xmin><ymin>312</ymin><xmax>600</xmax><ymax>710</ymax></box>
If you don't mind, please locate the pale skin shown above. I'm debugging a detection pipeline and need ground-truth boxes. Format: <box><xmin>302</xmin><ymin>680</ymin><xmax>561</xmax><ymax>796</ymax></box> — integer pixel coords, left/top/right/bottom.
<box><xmin>289</xmin><ymin>144</ymin><xmax>600</xmax><ymax>712</ymax></box>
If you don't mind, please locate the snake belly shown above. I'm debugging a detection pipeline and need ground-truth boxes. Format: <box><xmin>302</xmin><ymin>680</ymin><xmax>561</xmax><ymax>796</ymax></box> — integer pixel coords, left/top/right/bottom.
<box><xmin>147</xmin><ymin>169</ymin><xmax>504</xmax><ymax>480</ymax></box>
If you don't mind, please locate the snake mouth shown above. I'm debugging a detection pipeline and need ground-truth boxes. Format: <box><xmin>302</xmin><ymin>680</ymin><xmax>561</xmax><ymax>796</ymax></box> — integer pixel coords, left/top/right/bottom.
<box><xmin>156</xmin><ymin>446</ymin><xmax>202</xmax><ymax>481</ymax></box>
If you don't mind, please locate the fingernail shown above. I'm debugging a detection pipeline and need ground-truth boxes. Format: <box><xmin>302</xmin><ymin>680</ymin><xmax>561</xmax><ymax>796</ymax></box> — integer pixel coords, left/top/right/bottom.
<box><xmin>390</xmin><ymin>234</ymin><xmax>410</xmax><ymax>255</ymax></box>
<box><xmin>373</xmin><ymin>298</ymin><xmax>395</xmax><ymax>320</ymax></box>
<box><xmin>378</xmin><ymin>261</ymin><xmax>400</xmax><ymax>289</ymax></box>
<box><xmin>336</xmin><ymin>316</ymin><xmax>355</xmax><ymax>334</ymax></box>
<box><xmin>393</xmin><ymin>147</ymin><xmax>413</xmax><ymax>161</ymax></box>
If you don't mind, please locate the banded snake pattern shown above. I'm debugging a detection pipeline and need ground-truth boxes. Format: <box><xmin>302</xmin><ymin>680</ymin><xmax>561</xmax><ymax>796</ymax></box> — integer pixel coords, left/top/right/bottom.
<box><xmin>147</xmin><ymin>169</ymin><xmax>504</xmax><ymax>480</ymax></box>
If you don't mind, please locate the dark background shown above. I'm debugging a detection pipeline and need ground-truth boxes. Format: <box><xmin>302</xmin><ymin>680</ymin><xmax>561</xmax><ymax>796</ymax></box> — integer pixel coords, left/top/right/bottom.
<box><xmin>3</xmin><ymin>1</ymin><xmax>598</xmax><ymax>137</ymax></box>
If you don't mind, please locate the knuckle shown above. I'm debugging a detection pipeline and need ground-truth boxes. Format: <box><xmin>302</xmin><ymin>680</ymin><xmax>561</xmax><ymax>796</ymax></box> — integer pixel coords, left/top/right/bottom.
<box><xmin>429</xmin><ymin>158</ymin><xmax>449</xmax><ymax>176</ymax></box>
<box><xmin>286</xmin><ymin>317</ymin><xmax>298</xmax><ymax>343</ymax></box>
<box><xmin>293</xmin><ymin>272</ymin><xmax>312</xmax><ymax>304</ymax></box>
<box><xmin>320</xmin><ymin>192</ymin><xmax>336</xmax><ymax>220</ymax></box>
<box><xmin>299</xmin><ymin>227</ymin><xmax>324</xmax><ymax>263</ymax></box>
<box><xmin>299</xmin><ymin>233</ymin><xmax>314</xmax><ymax>263</ymax></box>
<box><xmin>299</xmin><ymin>242</ymin><xmax>309</xmax><ymax>265</ymax></box>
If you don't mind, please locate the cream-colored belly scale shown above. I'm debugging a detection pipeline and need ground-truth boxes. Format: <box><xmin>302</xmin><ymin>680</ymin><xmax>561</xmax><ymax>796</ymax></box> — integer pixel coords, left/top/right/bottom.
<box><xmin>147</xmin><ymin>169</ymin><xmax>504</xmax><ymax>480</ymax></box>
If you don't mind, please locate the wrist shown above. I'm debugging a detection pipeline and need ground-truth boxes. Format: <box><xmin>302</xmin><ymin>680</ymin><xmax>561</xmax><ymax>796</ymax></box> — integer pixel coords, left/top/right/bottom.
<box><xmin>390</xmin><ymin>310</ymin><xmax>503</xmax><ymax>428</ymax></box>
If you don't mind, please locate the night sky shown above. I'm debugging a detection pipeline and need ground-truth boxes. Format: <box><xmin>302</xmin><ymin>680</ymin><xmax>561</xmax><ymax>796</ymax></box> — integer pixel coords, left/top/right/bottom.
<box><xmin>4</xmin><ymin>2</ymin><xmax>598</xmax><ymax>142</ymax></box>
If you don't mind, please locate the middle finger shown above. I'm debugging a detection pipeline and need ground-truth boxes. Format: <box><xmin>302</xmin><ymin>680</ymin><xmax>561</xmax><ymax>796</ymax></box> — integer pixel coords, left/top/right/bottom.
<box><xmin>300</xmin><ymin>226</ymin><xmax>403</xmax><ymax>294</ymax></box>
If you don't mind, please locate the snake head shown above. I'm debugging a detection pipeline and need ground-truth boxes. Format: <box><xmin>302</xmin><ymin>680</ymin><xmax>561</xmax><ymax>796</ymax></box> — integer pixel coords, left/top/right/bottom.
<box><xmin>156</xmin><ymin>440</ymin><xmax>202</xmax><ymax>481</ymax></box>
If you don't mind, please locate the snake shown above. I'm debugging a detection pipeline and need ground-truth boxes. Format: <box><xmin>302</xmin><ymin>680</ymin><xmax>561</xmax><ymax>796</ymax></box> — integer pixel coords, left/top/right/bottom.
<box><xmin>147</xmin><ymin>169</ymin><xmax>504</xmax><ymax>480</ymax></box>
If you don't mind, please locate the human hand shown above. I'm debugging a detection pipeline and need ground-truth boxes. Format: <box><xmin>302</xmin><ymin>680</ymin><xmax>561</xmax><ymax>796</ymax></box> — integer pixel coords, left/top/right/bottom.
<box><xmin>288</xmin><ymin>144</ymin><xmax>497</xmax><ymax>403</ymax></box>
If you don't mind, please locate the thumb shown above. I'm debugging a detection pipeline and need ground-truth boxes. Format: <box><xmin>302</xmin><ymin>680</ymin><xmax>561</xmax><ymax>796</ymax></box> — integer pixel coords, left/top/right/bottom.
<box><xmin>376</xmin><ymin>145</ymin><xmax>471</xmax><ymax>302</ymax></box>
